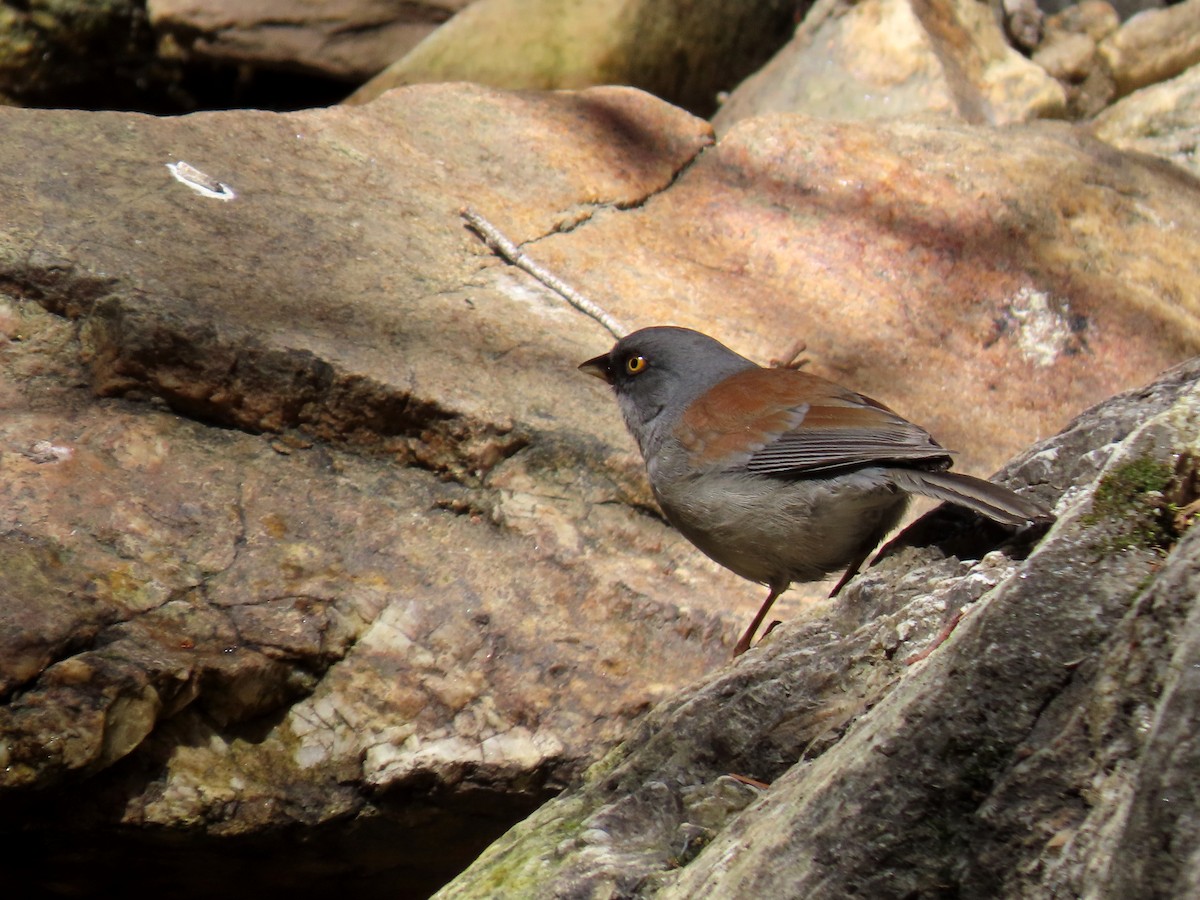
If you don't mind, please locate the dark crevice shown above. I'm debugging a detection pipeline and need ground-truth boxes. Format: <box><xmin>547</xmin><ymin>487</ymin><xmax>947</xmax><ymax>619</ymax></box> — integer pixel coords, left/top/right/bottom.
<box><xmin>6</xmin><ymin>8</ymin><xmax>357</xmax><ymax>115</ymax></box>
<box><xmin>538</xmin><ymin>138</ymin><xmax>714</xmax><ymax>243</ymax></box>
<box><xmin>68</xmin><ymin>294</ymin><xmax>532</xmax><ymax>482</ymax></box>
<box><xmin>0</xmin><ymin>268</ymin><xmax>121</xmax><ymax>321</ymax></box>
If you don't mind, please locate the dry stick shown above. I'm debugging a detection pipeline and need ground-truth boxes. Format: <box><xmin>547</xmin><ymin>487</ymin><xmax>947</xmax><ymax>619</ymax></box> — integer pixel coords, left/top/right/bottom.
<box><xmin>769</xmin><ymin>339</ymin><xmax>809</xmax><ymax>370</ymax></box>
<box><xmin>460</xmin><ymin>207</ymin><xmax>627</xmax><ymax>339</ymax></box>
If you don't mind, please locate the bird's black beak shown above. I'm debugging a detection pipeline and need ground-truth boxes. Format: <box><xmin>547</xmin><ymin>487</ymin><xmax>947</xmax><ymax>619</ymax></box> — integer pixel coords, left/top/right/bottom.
<box><xmin>578</xmin><ymin>354</ymin><xmax>613</xmax><ymax>385</ymax></box>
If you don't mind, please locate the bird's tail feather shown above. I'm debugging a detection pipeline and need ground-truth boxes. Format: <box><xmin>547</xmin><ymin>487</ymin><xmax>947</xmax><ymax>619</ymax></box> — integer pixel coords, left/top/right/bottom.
<box><xmin>885</xmin><ymin>469</ymin><xmax>1054</xmax><ymax>526</ymax></box>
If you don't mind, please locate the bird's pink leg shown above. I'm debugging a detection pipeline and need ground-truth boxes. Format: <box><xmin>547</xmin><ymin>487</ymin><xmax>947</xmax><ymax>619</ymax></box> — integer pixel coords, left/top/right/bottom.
<box><xmin>733</xmin><ymin>585</ymin><xmax>784</xmax><ymax>656</ymax></box>
<box><xmin>734</xmin><ymin>548</ymin><xmax>873</xmax><ymax>657</ymax></box>
<box><xmin>828</xmin><ymin>549</ymin><xmax>873</xmax><ymax>598</ymax></box>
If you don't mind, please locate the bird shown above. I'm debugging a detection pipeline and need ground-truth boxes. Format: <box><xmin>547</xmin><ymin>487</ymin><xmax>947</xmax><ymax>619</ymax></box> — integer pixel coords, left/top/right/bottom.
<box><xmin>579</xmin><ymin>326</ymin><xmax>1054</xmax><ymax>656</ymax></box>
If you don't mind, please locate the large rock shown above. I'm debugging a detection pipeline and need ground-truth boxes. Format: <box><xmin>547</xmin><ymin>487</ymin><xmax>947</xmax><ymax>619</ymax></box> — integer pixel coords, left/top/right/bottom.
<box><xmin>1097</xmin><ymin>0</ymin><xmax>1200</xmax><ymax>97</ymax></box>
<box><xmin>0</xmin><ymin>84</ymin><xmax>729</xmax><ymax>894</ymax></box>
<box><xmin>346</xmin><ymin>0</ymin><xmax>796</xmax><ymax>116</ymax></box>
<box><xmin>2</xmin><ymin>82</ymin><xmax>1200</xmax><ymax>893</ymax></box>
<box><xmin>437</xmin><ymin>355</ymin><xmax>1200</xmax><ymax>898</ymax></box>
<box><xmin>1033</xmin><ymin>1</ymin><xmax>1122</xmax><ymax>118</ymax></box>
<box><xmin>712</xmin><ymin>0</ymin><xmax>1066</xmax><ymax>132</ymax></box>
<box><xmin>525</xmin><ymin>113</ymin><xmax>1200</xmax><ymax>479</ymax></box>
<box><xmin>1092</xmin><ymin>62</ymin><xmax>1200</xmax><ymax>178</ymax></box>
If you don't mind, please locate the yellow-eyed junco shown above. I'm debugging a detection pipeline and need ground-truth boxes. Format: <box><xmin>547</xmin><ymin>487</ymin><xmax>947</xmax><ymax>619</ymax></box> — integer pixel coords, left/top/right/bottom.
<box><xmin>580</xmin><ymin>326</ymin><xmax>1054</xmax><ymax>656</ymax></box>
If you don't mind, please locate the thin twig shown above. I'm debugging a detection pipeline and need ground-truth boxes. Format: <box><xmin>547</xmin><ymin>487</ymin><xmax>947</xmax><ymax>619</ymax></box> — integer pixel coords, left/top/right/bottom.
<box><xmin>768</xmin><ymin>339</ymin><xmax>809</xmax><ymax>370</ymax></box>
<box><xmin>460</xmin><ymin>207</ymin><xmax>627</xmax><ymax>339</ymax></box>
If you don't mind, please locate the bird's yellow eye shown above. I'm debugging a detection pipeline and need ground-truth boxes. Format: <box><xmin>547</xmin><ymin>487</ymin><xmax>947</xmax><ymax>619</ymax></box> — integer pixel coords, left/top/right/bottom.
<box><xmin>625</xmin><ymin>355</ymin><xmax>648</xmax><ymax>375</ymax></box>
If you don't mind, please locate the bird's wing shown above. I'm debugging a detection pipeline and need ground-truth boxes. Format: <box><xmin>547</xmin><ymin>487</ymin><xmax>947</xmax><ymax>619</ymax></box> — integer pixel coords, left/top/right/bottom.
<box><xmin>677</xmin><ymin>367</ymin><xmax>952</xmax><ymax>475</ymax></box>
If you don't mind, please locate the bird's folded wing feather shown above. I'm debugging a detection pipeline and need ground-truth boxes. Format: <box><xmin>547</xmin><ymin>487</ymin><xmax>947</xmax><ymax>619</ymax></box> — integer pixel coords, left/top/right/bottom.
<box><xmin>678</xmin><ymin>368</ymin><xmax>952</xmax><ymax>474</ymax></box>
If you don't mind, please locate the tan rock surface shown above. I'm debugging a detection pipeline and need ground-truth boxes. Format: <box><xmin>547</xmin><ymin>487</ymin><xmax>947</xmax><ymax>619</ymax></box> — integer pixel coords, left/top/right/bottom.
<box><xmin>712</xmin><ymin>0</ymin><xmax>1066</xmax><ymax>132</ymax></box>
<box><xmin>1034</xmin><ymin>31</ymin><xmax>1098</xmax><ymax>82</ymax></box>
<box><xmin>1032</xmin><ymin>2</ymin><xmax>1123</xmax><ymax>119</ymax></box>
<box><xmin>1098</xmin><ymin>0</ymin><xmax>1200</xmax><ymax>97</ymax></box>
<box><xmin>1092</xmin><ymin>63</ymin><xmax>1200</xmax><ymax>178</ymax></box>
<box><xmin>527</xmin><ymin>114</ymin><xmax>1200</xmax><ymax>479</ymax></box>
<box><xmin>1045</xmin><ymin>0</ymin><xmax>1121</xmax><ymax>44</ymax></box>
<box><xmin>3</xmin><ymin>82</ymin><xmax>1200</xmax><ymax>892</ymax></box>
<box><xmin>0</xmin><ymin>84</ymin><xmax>733</xmax><ymax>892</ymax></box>
<box><xmin>346</xmin><ymin>0</ymin><xmax>795</xmax><ymax>116</ymax></box>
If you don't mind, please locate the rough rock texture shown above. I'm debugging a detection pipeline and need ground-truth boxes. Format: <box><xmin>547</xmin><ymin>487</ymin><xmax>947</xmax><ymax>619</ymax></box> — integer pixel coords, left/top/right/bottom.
<box><xmin>148</xmin><ymin>0</ymin><xmax>473</xmax><ymax>82</ymax></box>
<box><xmin>2</xmin><ymin>82</ymin><xmax>1200</xmax><ymax>894</ymax></box>
<box><xmin>1097</xmin><ymin>0</ymin><xmax>1200</xmax><ymax>98</ymax></box>
<box><xmin>346</xmin><ymin>0</ymin><xmax>797</xmax><ymax>116</ymax></box>
<box><xmin>524</xmin><ymin>113</ymin><xmax>1200</xmax><ymax>480</ymax></box>
<box><xmin>1092</xmin><ymin>63</ymin><xmax>1200</xmax><ymax>179</ymax></box>
<box><xmin>1034</xmin><ymin>1</ymin><xmax>1121</xmax><ymax>118</ymax></box>
<box><xmin>0</xmin><ymin>85</ymin><xmax>734</xmax><ymax>896</ymax></box>
<box><xmin>712</xmin><ymin>0</ymin><xmax>1066</xmax><ymax>132</ymax></box>
<box><xmin>436</xmin><ymin>356</ymin><xmax>1200</xmax><ymax>898</ymax></box>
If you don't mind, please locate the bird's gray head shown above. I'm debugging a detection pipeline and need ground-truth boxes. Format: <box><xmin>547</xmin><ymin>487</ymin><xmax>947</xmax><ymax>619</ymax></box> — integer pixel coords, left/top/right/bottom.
<box><xmin>579</xmin><ymin>326</ymin><xmax>758</xmax><ymax>456</ymax></box>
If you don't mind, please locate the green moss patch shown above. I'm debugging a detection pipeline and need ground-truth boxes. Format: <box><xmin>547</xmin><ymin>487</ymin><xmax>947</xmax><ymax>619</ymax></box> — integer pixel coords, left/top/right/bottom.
<box><xmin>1085</xmin><ymin>456</ymin><xmax>1190</xmax><ymax>554</ymax></box>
